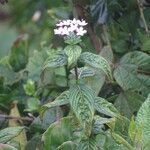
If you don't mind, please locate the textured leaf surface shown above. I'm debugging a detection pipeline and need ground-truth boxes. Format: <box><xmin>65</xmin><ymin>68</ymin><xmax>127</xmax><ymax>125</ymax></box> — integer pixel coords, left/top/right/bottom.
<box><xmin>69</xmin><ymin>85</ymin><xmax>95</xmax><ymax>136</ymax></box>
<box><xmin>114</xmin><ymin>64</ymin><xmax>149</xmax><ymax>95</ymax></box>
<box><xmin>41</xmin><ymin>91</ymin><xmax>69</xmax><ymax>115</ymax></box>
<box><xmin>80</xmin><ymin>52</ymin><xmax>112</xmax><ymax>80</ymax></box>
<box><xmin>64</xmin><ymin>45</ymin><xmax>82</xmax><ymax>67</ymax></box>
<box><xmin>111</xmin><ymin>132</ymin><xmax>133</xmax><ymax>150</ymax></box>
<box><xmin>114</xmin><ymin>91</ymin><xmax>145</xmax><ymax>118</ymax></box>
<box><xmin>136</xmin><ymin>94</ymin><xmax>150</xmax><ymax>148</ymax></box>
<box><xmin>44</xmin><ymin>53</ymin><xmax>67</xmax><ymax>69</ymax></box>
<box><xmin>26</xmin><ymin>50</ymin><xmax>48</xmax><ymax>81</ymax></box>
<box><xmin>0</xmin><ymin>144</ymin><xmax>17</xmax><ymax>150</ymax></box>
<box><xmin>42</xmin><ymin>117</ymin><xmax>73</xmax><ymax>150</ymax></box>
<box><xmin>0</xmin><ymin>127</ymin><xmax>24</xmax><ymax>143</ymax></box>
<box><xmin>94</xmin><ymin>97</ymin><xmax>119</xmax><ymax>117</ymax></box>
<box><xmin>77</xmin><ymin>138</ymin><xmax>99</xmax><ymax>150</ymax></box>
<box><xmin>120</xmin><ymin>51</ymin><xmax>150</xmax><ymax>71</ymax></box>
<box><xmin>70</xmin><ymin>67</ymin><xmax>95</xmax><ymax>79</ymax></box>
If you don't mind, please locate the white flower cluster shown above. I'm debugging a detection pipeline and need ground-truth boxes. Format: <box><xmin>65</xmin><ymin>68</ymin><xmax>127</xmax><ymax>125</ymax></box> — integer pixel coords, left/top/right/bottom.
<box><xmin>54</xmin><ymin>18</ymin><xmax>88</xmax><ymax>36</ymax></box>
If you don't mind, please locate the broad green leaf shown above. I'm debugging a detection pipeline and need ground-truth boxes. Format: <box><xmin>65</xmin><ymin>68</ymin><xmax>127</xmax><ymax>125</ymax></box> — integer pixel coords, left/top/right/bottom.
<box><xmin>120</xmin><ymin>51</ymin><xmax>150</xmax><ymax>72</ymax></box>
<box><xmin>84</xmin><ymin>70</ymin><xmax>105</xmax><ymax>96</ymax></box>
<box><xmin>0</xmin><ymin>144</ymin><xmax>17</xmax><ymax>150</ymax></box>
<box><xmin>136</xmin><ymin>94</ymin><xmax>150</xmax><ymax>149</ymax></box>
<box><xmin>42</xmin><ymin>117</ymin><xmax>73</xmax><ymax>150</ymax></box>
<box><xmin>0</xmin><ymin>64</ymin><xmax>20</xmax><ymax>85</ymax></box>
<box><xmin>57</xmin><ymin>141</ymin><xmax>77</xmax><ymax>150</ymax></box>
<box><xmin>70</xmin><ymin>67</ymin><xmax>95</xmax><ymax>79</ymax></box>
<box><xmin>0</xmin><ymin>127</ymin><xmax>24</xmax><ymax>143</ymax></box>
<box><xmin>9</xmin><ymin>35</ymin><xmax>28</xmax><ymax>72</ymax></box>
<box><xmin>69</xmin><ymin>85</ymin><xmax>95</xmax><ymax>136</ymax></box>
<box><xmin>94</xmin><ymin>97</ymin><xmax>119</xmax><ymax>117</ymax></box>
<box><xmin>25</xmin><ymin>97</ymin><xmax>40</xmax><ymax>112</ymax></box>
<box><xmin>114</xmin><ymin>91</ymin><xmax>145</xmax><ymax>118</ymax></box>
<box><xmin>26</xmin><ymin>50</ymin><xmax>48</xmax><ymax>81</ymax></box>
<box><xmin>77</xmin><ymin>138</ymin><xmax>99</xmax><ymax>150</ymax></box>
<box><xmin>114</xmin><ymin>116</ymin><xmax>130</xmax><ymax>139</ymax></box>
<box><xmin>79</xmin><ymin>52</ymin><xmax>112</xmax><ymax>80</ymax></box>
<box><xmin>64</xmin><ymin>45</ymin><xmax>82</xmax><ymax>67</ymax></box>
<box><xmin>96</xmin><ymin>132</ymin><xmax>127</xmax><ymax>150</ymax></box>
<box><xmin>111</xmin><ymin>132</ymin><xmax>133</xmax><ymax>150</ymax></box>
<box><xmin>113</xmin><ymin>64</ymin><xmax>149</xmax><ymax>95</ymax></box>
<box><xmin>44</xmin><ymin>53</ymin><xmax>67</xmax><ymax>69</ymax></box>
<box><xmin>41</xmin><ymin>91</ymin><xmax>69</xmax><ymax>115</ymax></box>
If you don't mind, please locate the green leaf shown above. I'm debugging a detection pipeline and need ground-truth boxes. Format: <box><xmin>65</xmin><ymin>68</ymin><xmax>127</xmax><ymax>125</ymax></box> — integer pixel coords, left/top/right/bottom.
<box><xmin>70</xmin><ymin>67</ymin><xmax>95</xmax><ymax>79</ymax></box>
<box><xmin>41</xmin><ymin>91</ymin><xmax>69</xmax><ymax>115</ymax></box>
<box><xmin>136</xmin><ymin>94</ymin><xmax>150</xmax><ymax>149</ymax></box>
<box><xmin>0</xmin><ymin>64</ymin><xmax>20</xmax><ymax>85</ymax></box>
<box><xmin>111</xmin><ymin>132</ymin><xmax>134</xmax><ymax>150</ymax></box>
<box><xmin>69</xmin><ymin>85</ymin><xmax>95</xmax><ymax>136</ymax></box>
<box><xmin>94</xmin><ymin>97</ymin><xmax>119</xmax><ymax>117</ymax></box>
<box><xmin>0</xmin><ymin>144</ymin><xmax>17</xmax><ymax>150</ymax></box>
<box><xmin>83</xmin><ymin>70</ymin><xmax>105</xmax><ymax>96</ymax></box>
<box><xmin>42</xmin><ymin>117</ymin><xmax>73</xmax><ymax>150</ymax></box>
<box><xmin>77</xmin><ymin>138</ymin><xmax>99</xmax><ymax>150</ymax></box>
<box><xmin>114</xmin><ymin>91</ymin><xmax>145</xmax><ymax>118</ymax></box>
<box><xmin>44</xmin><ymin>53</ymin><xmax>67</xmax><ymax>69</ymax></box>
<box><xmin>64</xmin><ymin>45</ymin><xmax>82</xmax><ymax>67</ymax></box>
<box><xmin>9</xmin><ymin>35</ymin><xmax>28</xmax><ymax>72</ymax></box>
<box><xmin>113</xmin><ymin>64</ymin><xmax>149</xmax><ymax>95</ymax></box>
<box><xmin>23</xmin><ymin>79</ymin><xmax>35</xmax><ymax>96</ymax></box>
<box><xmin>57</xmin><ymin>141</ymin><xmax>77</xmax><ymax>150</ymax></box>
<box><xmin>79</xmin><ymin>52</ymin><xmax>112</xmax><ymax>80</ymax></box>
<box><xmin>26</xmin><ymin>50</ymin><xmax>48</xmax><ymax>81</ymax></box>
<box><xmin>0</xmin><ymin>127</ymin><xmax>24</xmax><ymax>143</ymax></box>
<box><xmin>120</xmin><ymin>51</ymin><xmax>150</xmax><ymax>72</ymax></box>
<box><xmin>25</xmin><ymin>97</ymin><xmax>40</xmax><ymax>112</ymax></box>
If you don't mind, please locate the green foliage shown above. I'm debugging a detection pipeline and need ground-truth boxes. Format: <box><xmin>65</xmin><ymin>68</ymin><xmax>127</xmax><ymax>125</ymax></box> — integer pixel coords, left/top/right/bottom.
<box><xmin>64</xmin><ymin>45</ymin><xmax>82</xmax><ymax>67</ymax></box>
<box><xmin>80</xmin><ymin>52</ymin><xmax>113</xmax><ymax>80</ymax></box>
<box><xmin>0</xmin><ymin>0</ymin><xmax>150</xmax><ymax>149</ymax></box>
<box><xmin>69</xmin><ymin>85</ymin><xmax>95</xmax><ymax>137</ymax></box>
<box><xmin>44</xmin><ymin>53</ymin><xmax>68</xmax><ymax>69</ymax></box>
<box><xmin>136</xmin><ymin>94</ymin><xmax>150</xmax><ymax>149</ymax></box>
<box><xmin>42</xmin><ymin>117</ymin><xmax>73</xmax><ymax>150</ymax></box>
<box><xmin>0</xmin><ymin>127</ymin><xmax>24</xmax><ymax>143</ymax></box>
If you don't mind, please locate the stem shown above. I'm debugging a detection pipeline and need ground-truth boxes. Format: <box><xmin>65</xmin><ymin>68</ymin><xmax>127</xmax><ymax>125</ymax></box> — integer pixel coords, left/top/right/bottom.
<box><xmin>65</xmin><ymin>65</ymin><xmax>69</xmax><ymax>86</ymax></box>
<box><xmin>74</xmin><ymin>66</ymin><xmax>78</xmax><ymax>84</ymax></box>
<box><xmin>0</xmin><ymin>114</ymin><xmax>33</xmax><ymax>122</ymax></box>
<box><xmin>137</xmin><ymin>0</ymin><xmax>149</xmax><ymax>36</ymax></box>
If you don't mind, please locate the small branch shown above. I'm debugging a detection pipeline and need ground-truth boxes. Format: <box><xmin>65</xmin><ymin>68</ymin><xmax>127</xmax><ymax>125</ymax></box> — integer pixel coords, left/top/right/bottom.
<box><xmin>74</xmin><ymin>66</ymin><xmax>78</xmax><ymax>83</ymax></box>
<box><xmin>137</xmin><ymin>0</ymin><xmax>149</xmax><ymax>36</ymax></box>
<box><xmin>0</xmin><ymin>114</ymin><xmax>34</xmax><ymax>122</ymax></box>
<box><xmin>73</xmin><ymin>0</ymin><xmax>103</xmax><ymax>53</ymax></box>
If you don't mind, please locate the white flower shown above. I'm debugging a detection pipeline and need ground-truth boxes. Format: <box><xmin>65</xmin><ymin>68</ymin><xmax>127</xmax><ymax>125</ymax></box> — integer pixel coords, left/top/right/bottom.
<box><xmin>32</xmin><ymin>11</ymin><xmax>41</xmax><ymax>22</ymax></box>
<box><xmin>76</xmin><ymin>27</ymin><xmax>87</xmax><ymax>36</ymax></box>
<box><xmin>54</xmin><ymin>18</ymin><xmax>88</xmax><ymax>37</ymax></box>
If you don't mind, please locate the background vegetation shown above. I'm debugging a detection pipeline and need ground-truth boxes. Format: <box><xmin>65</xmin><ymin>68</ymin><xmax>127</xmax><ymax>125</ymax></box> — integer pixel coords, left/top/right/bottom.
<box><xmin>0</xmin><ymin>0</ymin><xmax>150</xmax><ymax>150</ymax></box>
